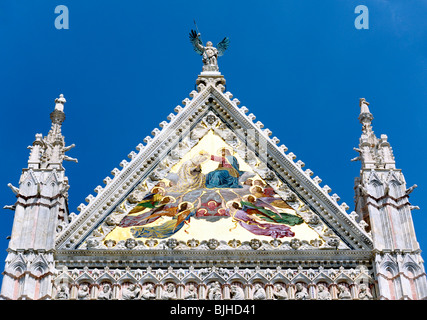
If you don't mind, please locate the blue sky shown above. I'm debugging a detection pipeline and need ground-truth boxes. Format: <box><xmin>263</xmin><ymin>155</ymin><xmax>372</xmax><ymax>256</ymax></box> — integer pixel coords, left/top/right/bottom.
<box><xmin>0</xmin><ymin>0</ymin><xmax>426</xmax><ymax>275</ymax></box>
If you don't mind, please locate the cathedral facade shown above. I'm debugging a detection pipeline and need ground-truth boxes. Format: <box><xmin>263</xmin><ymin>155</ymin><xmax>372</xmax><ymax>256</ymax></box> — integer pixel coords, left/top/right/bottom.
<box><xmin>1</xmin><ymin>57</ymin><xmax>426</xmax><ymax>300</ymax></box>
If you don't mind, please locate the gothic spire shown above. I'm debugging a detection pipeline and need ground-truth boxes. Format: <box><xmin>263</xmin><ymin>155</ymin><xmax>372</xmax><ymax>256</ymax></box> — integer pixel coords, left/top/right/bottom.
<box><xmin>352</xmin><ymin>97</ymin><xmax>426</xmax><ymax>300</ymax></box>
<box><xmin>352</xmin><ymin>98</ymin><xmax>395</xmax><ymax>170</ymax></box>
<box><xmin>27</xmin><ymin>94</ymin><xmax>77</xmax><ymax>170</ymax></box>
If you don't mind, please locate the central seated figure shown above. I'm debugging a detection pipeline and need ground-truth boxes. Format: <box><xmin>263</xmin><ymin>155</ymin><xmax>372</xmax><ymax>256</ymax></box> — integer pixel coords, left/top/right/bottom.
<box><xmin>205</xmin><ymin>147</ymin><xmax>244</xmax><ymax>189</ymax></box>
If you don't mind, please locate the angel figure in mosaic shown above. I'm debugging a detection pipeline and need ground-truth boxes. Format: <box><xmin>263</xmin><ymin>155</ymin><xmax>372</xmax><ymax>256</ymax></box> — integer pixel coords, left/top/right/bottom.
<box><xmin>226</xmin><ymin>201</ymin><xmax>296</xmax><ymax>238</ymax></box>
<box><xmin>130</xmin><ymin>198</ymin><xmax>200</xmax><ymax>239</ymax></box>
<box><xmin>119</xmin><ymin>192</ymin><xmax>176</xmax><ymax>228</ymax></box>
<box><xmin>127</xmin><ymin>186</ymin><xmax>168</xmax><ymax>214</ymax></box>
<box><xmin>121</xmin><ymin>200</ymin><xmax>192</xmax><ymax>229</ymax></box>
<box><xmin>240</xmin><ymin>194</ymin><xmax>303</xmax><ymax>226</ymax></box>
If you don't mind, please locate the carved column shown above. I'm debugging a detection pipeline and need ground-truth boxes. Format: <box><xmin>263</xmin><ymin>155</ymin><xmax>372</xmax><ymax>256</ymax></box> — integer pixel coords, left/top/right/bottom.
<box><xmin>155</xmin><ymin>284</ymin><xmax>163</xmax><ymax>299</ymax></box>
<box><xmin>222</xmin><ymin>283</ymin><xmax>231</xmax><ymax>300</ymax></box>
<box><xmin>265</xmin><ymin>284</ymin><xmax>274</xmax><ymax>300</ymax></box>
<box><xmin>198</xmin><ymin>283</ymin><xmax>207</xmax><ymax>300</ymax></box>
<box><xmin>308</xmin><ymin>284</ymin><xmax>317</xmax><ymax>300</ymax></box>
<box><xmin>176</xmin><ymin>284</ymin><xmax>185</xmax><ymax>300</ymax></box>
<box><xmin>112</xmin><ymin>283</ymin><xmax>121</xmax><ymax>300</ymax></box>
<box><xmin>90</xmin><ymin>283</ymin><xmax>99</xmax><ymax>300</ymax></box>
<box><xmin>349</xmin><ymin>283</ymin><xmax>358</xmax><ymax>300</ymax></box>
<box><xmin>70</xmin><ymin>284</ymin><xmax>78</xmax><ymax>300</ymax></box>
<box><xmin>329</xmin><ymin>284</ymin><xmax>338</xmax><ymax>300</ymax></box>
<box><xmin>244</xmin><ymin>284</ymin><xmax>252</xmax><ymax>300</ymax></box>
<box><xmin>287</xmin><ymin>284</ymin><xmax>295</xmax><ymax>300</ymax></box>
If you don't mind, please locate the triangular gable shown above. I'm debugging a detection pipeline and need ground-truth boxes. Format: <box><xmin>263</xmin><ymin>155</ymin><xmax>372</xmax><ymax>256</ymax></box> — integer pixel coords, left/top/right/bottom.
<box><xmin>56</xmin><ymin>74</ymin><xmax>372</xmax><ymax>251</ymax></box>
<box><xmin>88</xmin><ymin>129</ymin><xmax>345</xmax><ymax>250</ymax></box>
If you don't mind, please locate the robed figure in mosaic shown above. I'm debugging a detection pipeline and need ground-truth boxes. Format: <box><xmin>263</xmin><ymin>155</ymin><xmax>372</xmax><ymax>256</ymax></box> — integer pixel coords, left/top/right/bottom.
<box><xmin>205</xmin><ymin>147</ymin><xmax>244</xmax><ymax>189</ymax></box>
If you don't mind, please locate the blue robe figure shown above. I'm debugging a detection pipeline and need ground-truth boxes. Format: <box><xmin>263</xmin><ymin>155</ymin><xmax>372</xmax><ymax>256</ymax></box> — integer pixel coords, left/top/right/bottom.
<box><xmin>205</xmin><ymin>148</ymin><xmax>244</xmax><ymax>188</ymax></box>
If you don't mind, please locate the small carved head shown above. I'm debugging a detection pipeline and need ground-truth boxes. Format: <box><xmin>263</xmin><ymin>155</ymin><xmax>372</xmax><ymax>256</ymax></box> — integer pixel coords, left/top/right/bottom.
<box><xmin>125</xmin><ymin>238</ymin><xmax>137</xmax><ymax>249</ymax></box>
<box><xmin>166</xmin><ymin>238</ymin><xmax>178</xmax><ymax>249</ymax></box>
<box><xmin>207</xmin><ymin>238</ymin><xmax>219</xmax><ymax>250</ymax></box>
<box><xmin>250</xmin><ymin>239</ymin><xmax>262</xmax><ymax>250</ymax></box>
<box><xmin>205</xmin><ymin>114</ymin><xmax>217</xmax><ymax>125</ymax></box>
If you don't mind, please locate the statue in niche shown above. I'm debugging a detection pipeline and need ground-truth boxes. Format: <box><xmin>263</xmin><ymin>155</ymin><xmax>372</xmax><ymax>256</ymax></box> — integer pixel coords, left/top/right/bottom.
<box><xmin>230</xmin><ymin>284</ymin><xmax>245</xmax><ymax>300</ymax></box>
<box><xmin>207</xmin><ymin>281</ymin><xmax>222</xmax><ymax>300</ymax></box>
<box><xmin>55</xmin><ymin>284</ymin><xmax>70</xmax><ymax>300</ymax></box>
<box><xmin>253</xmin><ymin>284</ymin><xmax>267</xmax><ymax>300</ymax></box>
<box><xmin>121</xmin><ymin>284</ymin><xmax>141</xmax><ymax>300</ymax></box>
<box><xmin>141</xmin><ymin>283</ymin><xmax>156</xmax><ymax>300</ymax></box>
<box><xmin>358</xmin><ymin>284</ymin><xmax>373</xmax><ymax>300</ymax></box>
<box><xmin>162</xmin><ymin>283</ymin><xmax>177</xmax><ymax>300</ymax></box>
<box><xmin>184</xmin><ymin>284</ymin><xmax>198</xmax><ymax>300</ymax></box>
<box><xmin>316</xmin><ymin>284</ymin><xmax>332</xmax><ymax>300</ymax></box>
<box><xmin>295</xmin><ymin>283</ymin><xmax>309</xmax><ymax>300</ymax></box>
<box><xmin>272</xmin><ymin>284</ymin><xmax>288</xmax><ymax>300</ymax></box>
<box><xmin>98</xmin><ymin>283</ymin><xmax>112</xmax><ymax>300</ymax></box>
<box><xmin>338</xmin><ymin>284</ymin><xmax>352</xmax><ymax>300</ymax></box>
<box><xmin>77</xmin><ymin>283</ymin><xmax>90</xmax><ymax>300</ymax></box>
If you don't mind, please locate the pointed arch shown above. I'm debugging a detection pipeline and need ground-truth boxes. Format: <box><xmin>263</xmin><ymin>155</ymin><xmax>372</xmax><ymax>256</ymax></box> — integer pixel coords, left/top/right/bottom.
<box><xmin>367</xmin><ymin>175</ymin><xmax>384</xmax><ymax>198</ymax></box>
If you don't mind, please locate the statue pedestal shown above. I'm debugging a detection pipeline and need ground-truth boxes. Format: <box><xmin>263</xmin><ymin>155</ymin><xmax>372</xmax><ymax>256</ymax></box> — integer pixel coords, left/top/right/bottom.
<box><xmin>196</xmin><ymin>71</ymin><xmax>226</xmax><ymax>92</ymax></box>
<box><xmin>200</xmin><ymin>70</ymin><xmax>222</xmax><ymax>77</ymax></box>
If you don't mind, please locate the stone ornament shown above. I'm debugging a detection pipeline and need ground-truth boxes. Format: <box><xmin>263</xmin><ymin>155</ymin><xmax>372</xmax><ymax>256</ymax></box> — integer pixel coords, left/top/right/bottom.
<box><xmin>51</xmin><ymin>265</ymin><xmax>374</xmax><ymax>300</ymax></box>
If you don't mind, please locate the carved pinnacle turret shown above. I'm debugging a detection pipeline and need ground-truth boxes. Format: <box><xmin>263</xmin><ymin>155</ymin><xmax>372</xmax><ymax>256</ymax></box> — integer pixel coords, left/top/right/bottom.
<box><xmin>352</xmin><ymin>98</ymin><xmax>427</xmax><ymax>300</ymax></box>
<box><xmin>353</xmin><ymin>99</ymin><xmax>395</xmax><ymax>170</ymax></box>
<box><xmin>27</xmin><ymin>94</ymin><xmax>78</xmax><ymax>170</ymax></box>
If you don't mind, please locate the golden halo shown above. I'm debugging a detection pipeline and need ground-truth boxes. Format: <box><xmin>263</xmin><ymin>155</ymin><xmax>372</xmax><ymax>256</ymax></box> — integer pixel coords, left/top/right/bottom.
<box><xmin>252</xmin><ymin>179</ymin><xmax>266</xmax><ymax>187</ymax></box>
<box><xmin>151</xmin><ymin>186</ymin><xmax>166</xmax><ymax>194</ymax></box>
<box><xmin>249</xmin><ymin>185</ymin><xmax>264</xmax><ymax>194</ymax></box>
<box><xmin>161</xmin><ymin>196</ymin><xmax>176</xmax><ymax>204</ymax></box>
<box><xmin>178</xmin><ymin>201</ymin><xmax>194</xmax><ymax>210</ymax></box>
<box><xmin>243</xmin><ymin>194</ymin><xmax>257</xmax><ymax>202</ymax></box>
<box><xmin>226</xmin><ymin>200</ymin><xmax>241</xmax><ymax>209</ymax></box>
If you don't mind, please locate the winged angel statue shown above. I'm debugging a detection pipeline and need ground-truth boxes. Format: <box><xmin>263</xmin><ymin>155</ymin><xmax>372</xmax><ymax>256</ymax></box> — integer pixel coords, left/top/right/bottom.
<box><xmin>189</xmin><ymin>29</ymin><xmax>230</xmax><ymax>72</ymax></box>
